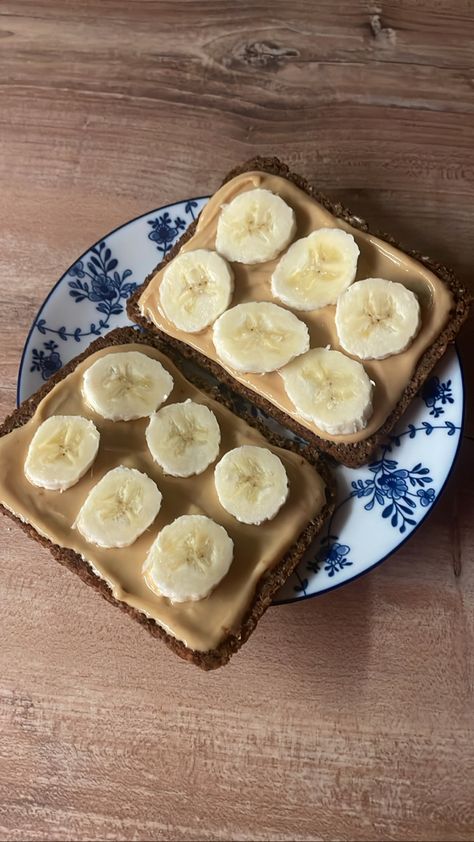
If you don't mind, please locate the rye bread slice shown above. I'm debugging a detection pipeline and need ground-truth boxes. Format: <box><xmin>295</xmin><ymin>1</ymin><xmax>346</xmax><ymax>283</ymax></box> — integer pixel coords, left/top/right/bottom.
<box><xmin>0</xmin><ymin>326</ymin><xmax>336</xmax><ymax>670</ymax></box>
<box><xmin>127</xmin><ymin>156</ymin><xmax>471</xmax><ymax>468</ymax></box>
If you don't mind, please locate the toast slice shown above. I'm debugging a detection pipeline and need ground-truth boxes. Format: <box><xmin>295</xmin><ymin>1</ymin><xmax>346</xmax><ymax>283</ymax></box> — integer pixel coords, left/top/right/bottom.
<box><xmin>0</xmin><ymin>327</ymin><xmax>335</xmax><ymax>670</ymax></box>
<box><xmin>128</xmin><ymin>156</ymin><xmax>471</xmax><ymax>467</ymax></box>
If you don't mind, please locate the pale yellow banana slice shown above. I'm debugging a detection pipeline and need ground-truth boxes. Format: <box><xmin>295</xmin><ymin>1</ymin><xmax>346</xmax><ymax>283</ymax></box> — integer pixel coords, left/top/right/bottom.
<box><xmin>271</xmin><ymin>228</ymin><xmax>359</xmax><ymax>310</ymax></box>
<box><xmin>280</xmin><ymin>348</ymin><xmax>373</xmax><ymax>435</ymax></box>
<box><xmin>216</xmin><ymin>188</ymin><xmax>296</xmax><ymax>264</ymax></box>
<box><xmin>335</xmin><ymin>277</ymin><xmax>421</xmax><ymax>360</ymax></box>
<box><xmin>143</xmin><ymin>514</ymin><xmax>234</xmax><ymax>603</ymax></box>
<box><xmin>212</xmin><ymin>301</ymin><xmax>309</xmax><ymax>373</ymax></box>
<box><xmin>75</xmin><ymin>466</ymin><xmax>162</xmax><ymax>548</ymax></box>
<box><xmin>159</xmin><ymin>249</ymin><xmax>234</xmax><ymax>333</ymax></box>
<box><xmin>146</xmin><ymin>400</ymin><xmax>221</xmax><ymax>477</ymax></box>
<box><xmin>24</xmin><ymin>415</ymin><xmax>100</xmax><ymax>492</ymax></box>
<box><xmin>214</xmin><ymin>445</ymin><xmax>288</xmax><ymax>525</ymax></box>
<box><xmin>83</xmin><ymin>351</ymin><xmax>174</xmax><ymax>421</ymax></box>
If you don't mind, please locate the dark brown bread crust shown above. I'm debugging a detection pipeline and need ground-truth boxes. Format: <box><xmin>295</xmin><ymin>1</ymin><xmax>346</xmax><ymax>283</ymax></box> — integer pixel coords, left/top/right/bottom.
<box><xmin>127</xmin><ymin>156</ymin><xmax>471</xmax><ymax>468</ymax></box>
<box><xmin>0</xmin><ymin>326</ymin><xmax>336</xmax><ymax>670</ymax></box>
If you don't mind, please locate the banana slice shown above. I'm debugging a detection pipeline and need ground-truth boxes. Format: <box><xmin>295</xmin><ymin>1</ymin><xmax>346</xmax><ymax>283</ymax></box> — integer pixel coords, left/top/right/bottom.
<box><xmin>214</xmin><ymin>445</ymin><xmax>288</xmax><ymax>525</ymax></box>
<box><xmin>25</xmin><ymin>415</ymin><xmax>100</xmax><ymax>492</ymax></box>
<box><xmin>271</xmin><ymin>228</ymin><xmax>359</xmax><ymax>311</ymax></box>
<box><xmin>335</xmin><ymin>277</ymin><xmax>421</xmax><ymax>360</ymax></box>
<box><xmin>159</xmin><ymin>249</ymin><xmax>234</xmax><ymax>333</ymax></box>
<box><xmin>83</xmin><ymin>351</ymin><xmax>174</xmax><ymax>421</ymax></box>
<box><xmin>146</xmin><ymin>400</ymin><xmax>221</xmax><ymax>477</ymax></box>
<box><xmin>143</xmin><ymin>514</ymin><xmax>234</xmax><ymax>603</ymax></box>
<box><xmin>216</xmin><ymin>188</ymin><xmax>296</xmax><ymax>264</ymax></box>
<box><xmin>280</xmin><ymin>348</ymin><xmax>373</xmax><ymax>436</ymax></box>
<box><xmin>212</xmin><ymin>301</ymin><xmax>309</xmax><ymax>373</ymax></box>
<box><xmin>76</xmin><ymin>466</ymin><xmax>162</xmax><ymax>548</ymax></box>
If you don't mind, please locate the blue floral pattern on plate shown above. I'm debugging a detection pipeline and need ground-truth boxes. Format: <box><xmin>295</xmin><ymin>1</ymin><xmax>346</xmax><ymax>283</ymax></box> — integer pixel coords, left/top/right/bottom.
<box><xmin>148</xmin><ymin>212</ymin><xmax>187</xmax><ymax>256</ymax></box>
<box><xmin>17</xmin><ymin>196</ymin><xmax>464</xmax><ymax>605</ymax></box>
<box><xmin>30</xmin><ymin>341</ymin><xmax>63</xmax><ymax>381</ymax></box>
<box><xmin>420</xmin><ymin>376</ymin><xmax>454</xmax><ymax>418</ymax></box>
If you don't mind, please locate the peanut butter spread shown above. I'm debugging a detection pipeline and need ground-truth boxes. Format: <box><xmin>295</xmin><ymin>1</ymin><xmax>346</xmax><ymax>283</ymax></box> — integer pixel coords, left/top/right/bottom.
<box><xmin>0</xmin><ymin>344</ymin><xmax>325</xmax><ymax>651</ymax></box>
<box><xmin>139</xmin><ymin>172</ymin><xmax>453</xmax><ymax>444</ymax></box>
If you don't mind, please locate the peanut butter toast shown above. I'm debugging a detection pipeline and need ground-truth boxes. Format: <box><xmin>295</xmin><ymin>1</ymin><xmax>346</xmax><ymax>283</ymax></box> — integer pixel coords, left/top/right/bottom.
<box><xmin>128</xmin><ymin>156</ymin><xmax>470</xmax><ymax>467</ymax></box>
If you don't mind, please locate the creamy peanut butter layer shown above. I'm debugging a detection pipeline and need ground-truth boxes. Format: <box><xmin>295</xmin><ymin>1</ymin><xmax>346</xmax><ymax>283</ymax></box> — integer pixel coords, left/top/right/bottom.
<box><xmin>0</xmin><ymin>343</ymin><xmax>325</xmax><ymax>652</ymax></box>
<box><xmin>138</xmin><ymin>172</ymin><xmax>453</xmax><ymax>444</ymax></box>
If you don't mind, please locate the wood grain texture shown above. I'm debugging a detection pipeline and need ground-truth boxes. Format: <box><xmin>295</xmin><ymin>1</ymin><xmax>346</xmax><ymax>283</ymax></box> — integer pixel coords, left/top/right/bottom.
<box><xmin>0</xmin><ymin>2</ymin><xmax>473</xmax><ymax>840</ymax></box>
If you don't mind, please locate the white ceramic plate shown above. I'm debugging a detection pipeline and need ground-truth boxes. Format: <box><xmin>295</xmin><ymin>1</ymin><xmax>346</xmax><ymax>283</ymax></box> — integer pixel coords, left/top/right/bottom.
<box><xmin>17</xmin><ymin>198</ymin><xmax>464</xmax><ymax>604</ymax></box>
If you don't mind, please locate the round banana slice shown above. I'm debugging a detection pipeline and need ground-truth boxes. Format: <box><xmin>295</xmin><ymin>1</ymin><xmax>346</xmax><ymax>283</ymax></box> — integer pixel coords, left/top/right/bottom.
<box><xmin>216</xmin><ymin>188</ymin><xmax>296</xmax><ymax>264</ymax></box>
<box><xmin>76</xmin><ymin>466</ymin><xmax>162</xmax><ymax>548</ymax></box>
<box><xmin>212</xmin><ymin>301</ymin><xmax>310</xmax><ymax>373</ymax></box>
<box><xmin>83</xmin><ymin>351</ymin><xmax>174</xmax><ymax>421</ymax></box>
<box><xmin>280</xmin><ymin>348</ymin><xmax>373</xmax><ymax>436</ymax></box>
<box><xmin>160</xmin><ymin>249</ymin><xmax>234</xmax><ymax>333</ymax></box>
<box><xmin>271</xmin><ymin>228</ymin><xmax>359</xmax><ymax>311</ymax></box>
<box><xmin>214</xmin><ymin>445</ymin><xmax>288</xmax><ymax>525</ymax></box>
<box><xmin>143</xmin><ymin>514</ymin><xmax>234</xmax><ymax>603</ymax></box>
<box><xmin>25</xmin><ymin>415</ymin><xmax>100</xmax><ymax>492</ymax></box>
<box><xmin>335</xmin><ymin>277</ymin><xmax>421</xmax><ymax>360</ymax></box>
<box><xmin>146</xmin><ymin>400</ymin><xmax>221</xmax><ymax>477</ymax></box>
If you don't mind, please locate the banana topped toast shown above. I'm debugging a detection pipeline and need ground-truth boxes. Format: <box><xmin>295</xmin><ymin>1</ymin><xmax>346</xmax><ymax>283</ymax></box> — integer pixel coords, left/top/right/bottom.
<box><xmin>0</xmin><ymin>327</ymin><xmax>335</xmax><ymax>670</ymax></box>
<box><xmin>128</xmin><ymin>157</ymin><xmax>470</xmax><ymax>468</ymax></box>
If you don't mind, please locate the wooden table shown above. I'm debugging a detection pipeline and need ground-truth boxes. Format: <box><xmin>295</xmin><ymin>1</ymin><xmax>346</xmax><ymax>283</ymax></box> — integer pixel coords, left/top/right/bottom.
<box><xmin>1</xmin><ymin>3</ymin><xmax>473</xmax><ymax>840</ymax></box>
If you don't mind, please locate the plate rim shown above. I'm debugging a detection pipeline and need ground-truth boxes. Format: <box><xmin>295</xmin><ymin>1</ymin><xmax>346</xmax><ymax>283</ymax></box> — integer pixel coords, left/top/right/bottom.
<box><xmin>16</xmin><ymin>197</ymin><xmax>466</xmax><ymax>607</ymax></box>
<box><xmin>16</xmin><ymin>195</ymin><xmax>209</xmax><ymax>407</ymax></box>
